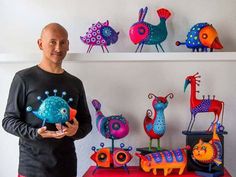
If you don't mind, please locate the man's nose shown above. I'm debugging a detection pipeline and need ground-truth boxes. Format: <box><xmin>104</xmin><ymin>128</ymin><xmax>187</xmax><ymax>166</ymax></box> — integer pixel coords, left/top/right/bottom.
<box><xmin>55</xmin><ymin>43</ymin><xmax>62</xmax><ymax>52</ymax></box>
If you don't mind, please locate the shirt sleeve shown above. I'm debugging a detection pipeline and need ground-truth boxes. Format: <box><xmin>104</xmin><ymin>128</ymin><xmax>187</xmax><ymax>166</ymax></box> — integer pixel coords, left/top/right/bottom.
<box><xmin>71</xmin><ymin>82</ymin><xmax>92</xmax><ymax>140</ymax></box>
<box><xmin>2</xmin><ymin>74</ymin><xmax>40</xmax><ymax>140</ymax></box>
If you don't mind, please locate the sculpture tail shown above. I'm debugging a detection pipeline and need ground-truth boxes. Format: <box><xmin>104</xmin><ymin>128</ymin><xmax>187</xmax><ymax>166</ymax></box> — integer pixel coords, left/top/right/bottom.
<box><xmin>92</xmin><ymin>99</ymin><xmax>101</xmax><ymax>111</ymax></box>
<box><xmin>176</xmin><ymin>41</ymin><xmax>186</xmax><ymax>46</ymax></box>
<box><xmin>157</xmin><ymin>8</ymin><xmax>171</xmax><ymax>20</ymax></box>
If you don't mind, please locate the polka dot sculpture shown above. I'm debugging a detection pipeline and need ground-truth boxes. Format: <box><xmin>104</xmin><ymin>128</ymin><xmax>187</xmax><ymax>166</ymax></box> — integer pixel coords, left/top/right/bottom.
<box><xmin>184</xmin><ymin>73</ymin><xmax>225</xmax><ymax>132</ymax></box>
<box><xmin>176</xmin><ymin>23</ymin><xmax>223</xmax><ymax>52</ymax></box>
<box><xmin>80</xmin><ymin>20</ymin><xmax>119</xmax><ymax>53</ymax></box>
<box><xmin>144</xmin><ymin>93</ymin><xmax>174</xmax><ymax>151</ymax></box>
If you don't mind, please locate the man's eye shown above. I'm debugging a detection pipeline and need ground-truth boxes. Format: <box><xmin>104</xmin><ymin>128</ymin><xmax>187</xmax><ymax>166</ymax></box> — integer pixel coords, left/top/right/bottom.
<box><xmin>50</xmin><ymin>41</ymin><xmax>56</xmax><ymax>45</ymax></box>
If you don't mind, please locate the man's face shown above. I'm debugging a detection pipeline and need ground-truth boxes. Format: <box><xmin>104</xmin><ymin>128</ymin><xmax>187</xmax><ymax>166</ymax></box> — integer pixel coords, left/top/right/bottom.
<box><xmin>38</xmin><ymin>27</ymin><xmax>69</xmax><ymax>65</ymax></box>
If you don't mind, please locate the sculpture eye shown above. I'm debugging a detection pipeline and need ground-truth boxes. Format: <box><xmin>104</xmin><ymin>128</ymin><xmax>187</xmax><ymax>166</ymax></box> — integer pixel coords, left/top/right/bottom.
<box><xmin>112</xmin><ymin>123</ymin><xmax>120</xmax><ymax>130</ymax></box>
<box><xmin>113</xmin><ymin>149</ymin><xmax>132</xmax><ymax>167</ymax></box>
<box><xmin>60</xmin><ymin>108</ymin><xmax>67</xmax><ymax>115</ymax></box>
<box><xmin>201</xmin><ymin>146</ymin><xmax>206</xmax><ymax>150</ymax></box>
<box><xmin>98</xmin><ymin>152</ymin><xmax>107</xmax><ymax>162</ymax></box>
<box><xmin>202</xmin><ymin>33</ymin><xmax>208</xmax><ymax>39</ymax></box>
<box><xmin>138</xmin><ymin>27</ymin><xmax>146</xmax><ymax>35</ymax></box>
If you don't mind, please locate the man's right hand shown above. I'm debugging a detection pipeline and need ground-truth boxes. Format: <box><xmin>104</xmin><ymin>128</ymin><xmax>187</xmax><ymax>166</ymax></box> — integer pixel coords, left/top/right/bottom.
<box><xmin>37</xmin><ymin>126</ymin><xmax>65</xmax><ymax>139</ymax></box>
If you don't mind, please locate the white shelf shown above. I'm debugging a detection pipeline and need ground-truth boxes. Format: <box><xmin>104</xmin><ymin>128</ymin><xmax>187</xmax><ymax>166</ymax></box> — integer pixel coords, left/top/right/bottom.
<box><xmin>0</xmin><ymin>52</ymin><xmax>236</xmax><ymax>63</ymax></box>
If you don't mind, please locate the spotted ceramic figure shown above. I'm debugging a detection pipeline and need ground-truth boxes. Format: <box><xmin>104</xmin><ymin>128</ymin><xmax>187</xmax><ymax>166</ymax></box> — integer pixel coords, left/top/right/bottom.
<box><xmin>129</xmin><ymin>7</ymin><xmax>171</xmax><ymax>52</ymax></box>
<box><xmin>176</xmin><ymin>23</ymin><xmax>223</xmax><ymax>52</ymax></box>
<box><xmin>184</xmin><ymin>73</ymin><xmax>224</xmax><ymax>132</ymax></box>
<box><xmin>80</xmin><ymin>20</ymin><xmax>119</xmax><ymax>53</ymax></box>
<box><xmin>144</xmin><ymin>93</ymin><xmax>174</xmax><ymax>150</ymax></box>
<box><xmin>92</xmin><ymin>99</ymin><xmax>129</xmax><ymax>140</ymax></box>
<box><xmin>26</xmin><ymin>89</ymin><xmax>77</xmax><ymax>126</ymax></box>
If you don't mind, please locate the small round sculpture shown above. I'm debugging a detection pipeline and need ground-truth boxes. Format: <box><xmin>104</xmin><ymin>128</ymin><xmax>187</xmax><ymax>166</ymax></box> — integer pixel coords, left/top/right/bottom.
<box><xmin>176</xmin><ymin>23</ymin><xmax>223</xmax><ymax>52</ymax></box>
<box><xmin>80</xmin><ymin>20</ymin><xmax>119</xmax><ymax>53</ymax></box>
<box><xmin>26</xmin><ymin>89</ymin><xmax>77</xmax><ymax>126</ymax></box>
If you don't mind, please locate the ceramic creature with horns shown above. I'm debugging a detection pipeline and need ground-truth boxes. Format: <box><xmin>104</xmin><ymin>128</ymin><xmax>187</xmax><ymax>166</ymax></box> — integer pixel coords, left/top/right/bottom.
<box><xmin>144</xmin><ymin>93</ymin><xmax>174</xmax><ymax>150</ymax></box>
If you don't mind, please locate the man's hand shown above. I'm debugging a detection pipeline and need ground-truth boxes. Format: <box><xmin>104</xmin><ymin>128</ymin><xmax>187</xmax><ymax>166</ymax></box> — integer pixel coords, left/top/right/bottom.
<box><xmin>37</xmin><ymin>126</ymin><xmax>65</xmax><ymax>139</ymax></box>
<box><xmin>56</xmin><ymin>118</ymin><xmax>79</xmax><ymax>137</ymax></box>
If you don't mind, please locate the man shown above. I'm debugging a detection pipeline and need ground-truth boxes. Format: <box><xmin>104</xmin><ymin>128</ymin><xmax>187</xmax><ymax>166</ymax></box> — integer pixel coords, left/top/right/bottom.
<box><xmin>2</xmin><ymin>23</ymin><xmax>92</xmax><ymax>177</ymax></box>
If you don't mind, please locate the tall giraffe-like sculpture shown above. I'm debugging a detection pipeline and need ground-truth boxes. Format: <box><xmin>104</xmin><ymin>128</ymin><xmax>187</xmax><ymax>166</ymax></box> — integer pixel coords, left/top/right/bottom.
<box><xmin>184</xmin><ymin>73</ymin><xmax>224</xmax><ymax>132</ymax></box>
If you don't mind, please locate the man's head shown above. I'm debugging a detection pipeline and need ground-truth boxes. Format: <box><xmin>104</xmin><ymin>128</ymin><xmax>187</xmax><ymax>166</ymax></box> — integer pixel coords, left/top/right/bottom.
<box><xmin>38</xmin><ymin>23</ymin><xmax>69</xmax><ymax>65</ymax></box>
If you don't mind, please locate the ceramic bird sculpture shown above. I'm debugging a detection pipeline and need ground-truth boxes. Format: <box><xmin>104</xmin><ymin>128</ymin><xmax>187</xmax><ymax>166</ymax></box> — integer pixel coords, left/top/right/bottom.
<box><xmin>144</xmin><ymin>93</ymin><xmax>174</xmax><ymax>151</ymax></box>
<box><xmin>129</xmin><ymin>7</ymin><xmax>171</xmax><ymax>52</ymax></box>
<box><xmin>92</xmin><ymin>99</ymin><xmax>129</xmax><ymax>140</ymax></box>
<box><xmin>80</xmin><ymin>20</ymin><xmax>119</xmax><ymax>53</ymax></box>
<box><xmin>176</xmin><ymin>23</ymin><xmax>223</xmax><ymax>52</ymax></box>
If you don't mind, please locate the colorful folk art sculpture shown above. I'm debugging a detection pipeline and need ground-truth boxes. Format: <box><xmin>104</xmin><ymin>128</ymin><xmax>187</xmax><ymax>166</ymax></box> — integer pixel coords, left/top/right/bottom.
<box><xmin>184</xmin><ymin>73</ymin><xmax>224</xmax><ymax>132</ymax></box>
<box><xmin>136</xmin><ymin>147</ymin><xmax>189</xmax><ymax>176</ymax></box>
<box><xmin>26</xmin><ymin>89</ymin><xmax>77</xmax><ymax>126</ymax></box>
<box><xmin>80</xmin><ymin>20</ymin><xmax>119</xmax><ymax>53</ymax></box>
<box><xmin>144</xmin><ymin>93</ymin><xmax>174</xmax><ymax>151</ymax></box>
<box><xmin>129</xmin><ymin>7</ymin><xmax>171</xmax><ymax>52</ymax></box>
<box><xmin>92</xmin><ymin>99</ymin><xmax>129</xmax><ymax>154</ymax></box>
<box><xmin>176</xmin><ymin>23</ymin><xmax>223</xmax><ymax>52</ymax></box>
<box><xmin>91</xmin><ymin>143</ymin><xmax>132</xmax><ymax>174</ymax></box>
<box><xmin>192</xmin><ymin>124</ymin><xmax>223</xmax><ymax>174</ymax></box>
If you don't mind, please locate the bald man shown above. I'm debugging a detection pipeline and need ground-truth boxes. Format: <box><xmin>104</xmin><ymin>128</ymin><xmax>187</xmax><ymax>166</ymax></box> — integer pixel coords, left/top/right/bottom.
<box><xmin>2</xmin><ymin>23</ymin><xmax>92</xmax><ymax>177</ymax></box>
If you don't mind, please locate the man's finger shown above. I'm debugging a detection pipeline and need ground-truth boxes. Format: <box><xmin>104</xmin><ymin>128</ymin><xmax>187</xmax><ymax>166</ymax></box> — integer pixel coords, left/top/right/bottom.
<box><xmin>72</xmin><ymin>118</ymin><xmax>79</xmax><ymax>125</ymax></box>
<box><xmin>65</xmin><ymin>121</ymin><xmax>73</xmax><ymax>128</ymax></box>
<box><xmin>37</xmin><ymin>126</ymin><xmax>47</xmax><ymax>134</ymax></box>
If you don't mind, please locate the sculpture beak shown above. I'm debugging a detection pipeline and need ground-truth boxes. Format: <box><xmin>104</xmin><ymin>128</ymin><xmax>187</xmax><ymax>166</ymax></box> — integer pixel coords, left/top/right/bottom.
<box><xmin>184</xmin><ymin>80</ymin><xmax>190</xmax><ymax>92</ymax></box>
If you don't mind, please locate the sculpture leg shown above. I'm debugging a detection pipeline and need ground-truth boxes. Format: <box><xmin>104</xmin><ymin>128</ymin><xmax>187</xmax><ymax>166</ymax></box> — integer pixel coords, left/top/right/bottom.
<box><xmin>157</xmin><ymin>139</ymin><xmax>161</xmax><ymax>151</ymax></box>
<box><xmin>101</xmin><ymin>45</ymin><xmax>105</xmax><ymax>53</ymax></box>
<box><xmin>190</xmin><ymin>117</ymin><xmax>196</xmax><ymax>131</ymax></box>
<box><xmin>168</xmin><ymin>168</ymin><xmax>173</xmax><ymax>175</ymax></box>
<box><xmin>92</xmin><ymin>166</ymin><xmax>99</xmax><ymax>175</ymax></box>
<box><xmin>187</xmin><ymin>115</ymin><xmax>193</xmax><ymax>132</ymax></box>
<box><xmin>135</xmin><ymin>44</ymin><xmax>141</xmax><ymax>53</ymax></box>
<box><xmin>158</xmin><ymin>44</ymin><xmax>165</xmax><ymax>52</ymax></box>
<box><xmin>178</xmin><ymin>166</ymin><xmax>185</xmax><ymax>175</ymax></box>
<box><xmin>155</xmin><ymin>44</ymin><xmax>159</xmax><ymax>52</ymax></box>
<box><xmin>86</xmin><ymin>45</ymin><xmax>91</xmax><ymax>53</ymax></box>
<box><xmin>149</xmin><ymin>138</ymin><xmax>152</xmax><ymax>151</ymax></box>
<box><xmin>42</xmin><ymin>119</ymin><xmax>46</xmax><ymax>127</ymax></box>
<box><xmin>88</xmin><ymin>45</ymin><xmax>94</xmax><ymax>53</ymax></box>
<box><xmin>164</xmin><ymin>168</ymin><xmax>168</xmax><ymax>176</ymax></box>
<box><xmin>140</xmin><ymin>43</ymin><xmax>144</xmax><ymax>52</ymax></box>
<box><xmin>153</xmin><ymin>168</ymin><xmax>157</xmax><ymax>175</ymax></box>
<box><xmin>123</xmin><ymin>164</ymin><xmax>129</xmax><ymax>174</ymax></box>
<box><xmin>104</xmin><ymin>45</ymin><xmax>109</xmax><ymax>53</ymax></box>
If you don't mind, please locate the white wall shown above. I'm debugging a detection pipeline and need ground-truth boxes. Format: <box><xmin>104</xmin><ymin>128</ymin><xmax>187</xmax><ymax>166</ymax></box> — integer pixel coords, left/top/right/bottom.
<box><xmin>0</xmin><ymin>1</ymin><xmax>236</xmax><ymax>177</ymax></box>
<box><xmin>0</xmin><ymin>0</ymin><xmax>236</xmax><ymax>53</ymax></box>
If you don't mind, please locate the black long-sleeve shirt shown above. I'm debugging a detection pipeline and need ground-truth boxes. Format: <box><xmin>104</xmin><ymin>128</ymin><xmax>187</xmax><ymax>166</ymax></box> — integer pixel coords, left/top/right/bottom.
<box><xmin>2</xmin><ymin>65</ymin><xmax>92</xmax><ymax>177</ymax></box>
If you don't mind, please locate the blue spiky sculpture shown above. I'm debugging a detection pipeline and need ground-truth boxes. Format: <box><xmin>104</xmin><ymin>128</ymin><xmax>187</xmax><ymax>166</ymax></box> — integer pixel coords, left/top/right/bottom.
<box><xmin>26</xmin><ymin>89</ymin><xmax>77</xmax><ymax>126</ymax></box>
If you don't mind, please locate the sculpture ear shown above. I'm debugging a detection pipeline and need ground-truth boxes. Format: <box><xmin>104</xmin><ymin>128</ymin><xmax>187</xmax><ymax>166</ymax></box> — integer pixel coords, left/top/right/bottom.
<box><xmin>103</xmin><ymin>20</ymin><xmax>109</xmax><ymax>26</ymax></box>
<box><xmin>199</xmin><ymin>139</ymin><xmax>204</xmax><ymax>144</ymax></box>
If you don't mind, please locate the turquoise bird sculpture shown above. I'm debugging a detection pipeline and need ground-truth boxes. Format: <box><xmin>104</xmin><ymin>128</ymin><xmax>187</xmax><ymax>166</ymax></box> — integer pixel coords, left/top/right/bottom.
<box><xmin>129</xmin><ymin>7</ymin><xmax>171</xmax><ymax>52</ymax></box>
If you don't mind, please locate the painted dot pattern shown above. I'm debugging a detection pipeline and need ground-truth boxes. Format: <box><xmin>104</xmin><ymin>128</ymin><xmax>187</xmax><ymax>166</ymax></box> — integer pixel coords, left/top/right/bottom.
<box><xmin>191</xmin><ymin>99</ymin><xmax>211</xmax><ymax>117</ymax></box>
<box><xmin>186</xmin><ymin>23</ymin><xmax>208</xmax><ymax>48</ymax></box>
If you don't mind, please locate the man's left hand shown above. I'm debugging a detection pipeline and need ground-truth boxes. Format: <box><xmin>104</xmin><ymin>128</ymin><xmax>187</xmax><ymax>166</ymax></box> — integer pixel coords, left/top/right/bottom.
<box><xmin>56</xmin><ymin>118</ymin><xmax>79</xmax><ymax>137</ymax></box>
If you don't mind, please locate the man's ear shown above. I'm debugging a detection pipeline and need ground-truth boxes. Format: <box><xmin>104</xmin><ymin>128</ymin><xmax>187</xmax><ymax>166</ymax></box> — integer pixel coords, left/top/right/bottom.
<box><xmin>67</xmin><ymin>40</ymin><xmax>69</xmax><ymax>51</ymax></box>
<box><xmin>37</xmin><ymin>39</ymin><xmax>43</xmax><ymax>50</ymax></box>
